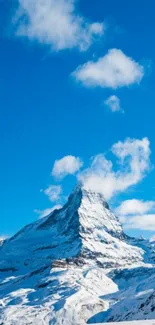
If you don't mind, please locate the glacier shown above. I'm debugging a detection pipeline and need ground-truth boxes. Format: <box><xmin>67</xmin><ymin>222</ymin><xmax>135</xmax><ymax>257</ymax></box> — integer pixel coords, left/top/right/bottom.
<box><xmin>0</xmin><ymin>184</ymin><xmax>155</xmax><ymax>324</ymax></box>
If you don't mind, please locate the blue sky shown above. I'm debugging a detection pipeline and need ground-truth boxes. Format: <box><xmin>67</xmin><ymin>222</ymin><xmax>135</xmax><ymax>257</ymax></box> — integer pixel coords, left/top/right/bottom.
<box><xmin>0</xmin><ymin>0</ymin><xmax>155</xmax><ymax>239</ymax></box>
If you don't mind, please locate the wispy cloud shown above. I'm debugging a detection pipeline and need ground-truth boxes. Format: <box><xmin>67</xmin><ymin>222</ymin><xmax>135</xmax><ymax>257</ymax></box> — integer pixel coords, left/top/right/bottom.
<box><xmin>116</xmin><ymin>199</ymin><xmax>155</xmax><ymax>216</ymax></box>
<box><xmin>0</xmin><ymin>236</ymin><xmax>7</xmax><ymax>240</ymax></box>
<box><xmin>116</xmin><ymin>199</ymin><xmax>155</xmax><ymax>231</ymax></box>
<box><xmin>73</xmin><ymin>48</ymin><xmax>144</xmax><ymax>88</ymax></box>
<box><xmin>78</xmin><ymin>137</ymin><xmax>151</xmax><ymax>199</ymax></box>
<box><xmin>52</xmin><ymin>155</ymin><xmax>83</xmax><ymax>179</ymax></box>
<box><xmin>13</xmin><ymin>0</ymin><xmax>104</xmax><ymax>51</ymax></box>
<box><xmin>104</xmin><ymin>95</ymin><xmax>123</xmax><ymax>113</ymax></box>
<box><xmin>34</xmin><ymin>205</ymin><xmax>62</xmax><ymax>219</ymax></box>
<box><xmin>37</xmin><ymin>138</ymin><xmax>152</xmax><ymax>231</ymax></box>
<box><xmin>0</xmin><ymin>236</ymin><xmax>8</xmax><ymax>245</ymax></box>
<box><xmin>123</xmin><ymin>214</ymin><xmax>155</xmax><ymax>231</ymax></box>
<box><xmin>42</xmin><ymin>184</ymin><xmax>62</xmax><ymax>202</ymax></box>
<box><xmin>150</xmin><ymin>235</ymin><xmax>155</xmax><ymax>242</ymax></box>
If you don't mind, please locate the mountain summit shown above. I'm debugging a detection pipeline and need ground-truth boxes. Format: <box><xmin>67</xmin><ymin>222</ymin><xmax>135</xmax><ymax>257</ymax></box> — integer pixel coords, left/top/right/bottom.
<box><xmin>0</xmin><ymin>184</ymin><xmax>155</xmax><ymax>324</ymax></box>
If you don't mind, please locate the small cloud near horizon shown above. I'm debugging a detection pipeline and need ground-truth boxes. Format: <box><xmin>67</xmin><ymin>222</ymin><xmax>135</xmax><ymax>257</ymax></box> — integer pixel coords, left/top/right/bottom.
<box><xmin>34</xmin><ymin>205</ymin><xmax>62</xmax><ymax>219</ymax></box>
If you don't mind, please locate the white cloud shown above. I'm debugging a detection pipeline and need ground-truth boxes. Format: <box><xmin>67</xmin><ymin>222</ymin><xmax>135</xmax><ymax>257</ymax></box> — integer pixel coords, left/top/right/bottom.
<box><xmin>73</xmin><ymin>49</ymin><xmax>144</xmax><ymax>89</ymax></box>
<box><xmin>13</xmin><ymin>0</ymin><xmax>104</xmax><ymax>51</ymax></box>
<box><xmin>34</xmin><ymin>205</ymin><xmax>62</xmax><ymax>219</ymax></box>
<box><xmin>150</xmin><ymin>235</ymin><xmax>155</xmax><ymax>242</ymax></box>
<box><xmin>123</xmin><ymin>214</ymin><xmax>155</xmax><ymax>231</ymax></box>
<box><xmin>78</xmin><ymin>137</ymin><xmax>151</xmax><ymax>199</ymax></box>
<box><xmin>116</xmin><ymin>199</ymin><xmax>155</xmax><ymax>216</ymax></box>
<box><xmin>0</xmin><ymin>236</ymin><xmax>7</xmax><ymax>241</ymax></box>
<box><xmin>104</xmin><ymin>95</ymin><xmax>123</xmax><ymax>113</ymax></box>
<box><xmin>43</xmin><ymin>185</ymin><xmax>62</xmax><ymax>202</ymax></box>
<box><xmin>116</xmin><ymin>199</ymin><xmax>155</xmax><ymax>232</ymax></box>
<box><xmin>52</xmin><ymin>155</ymin><xmax>83</xmax><ymax>179</ymax></box>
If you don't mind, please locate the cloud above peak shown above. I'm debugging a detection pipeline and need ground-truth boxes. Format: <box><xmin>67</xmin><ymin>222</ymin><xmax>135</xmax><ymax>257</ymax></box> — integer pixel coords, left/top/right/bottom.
<box><xmin>73</xmin><ymin>49</ymin><xmax>144</xmax><ymax>88</ymax></box>
<box><xmin>52</xmin><ymin>155</ymin><xmax>83</xmax><ymax>179</ymax></box>
<box><xmin>43</xmin><ymin>184</ymin><xmax>62</xmax><ymax>202</ymax></box>
<box><xmin>13</xmin><ymin>0</ymin><xmax>104</xmax><ymax>51</ymax></box>
<box><xmin>38</xmin><ymin>138</ymin><xmax>152</xmax><ymax>231</ymax></box>
<box><xmin>78</xmin><ymin>137</ymin><xmax>151</xmax><ymax>199</ymax></box>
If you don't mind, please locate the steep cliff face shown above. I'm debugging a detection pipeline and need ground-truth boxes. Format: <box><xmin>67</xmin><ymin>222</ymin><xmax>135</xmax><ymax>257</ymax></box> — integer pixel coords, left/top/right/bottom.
<box><xmin>0</xmin><ymin>184</ymin><xmax>154</xmax><ymax>325</ymax></box>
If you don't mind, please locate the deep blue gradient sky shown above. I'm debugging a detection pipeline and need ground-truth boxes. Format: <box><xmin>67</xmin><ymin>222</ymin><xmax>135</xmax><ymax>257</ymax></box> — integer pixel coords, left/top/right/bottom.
<box><xmin>0</xmin><ymin>0</ymin><xmax>155</xmax><ymax>238</ymax></box>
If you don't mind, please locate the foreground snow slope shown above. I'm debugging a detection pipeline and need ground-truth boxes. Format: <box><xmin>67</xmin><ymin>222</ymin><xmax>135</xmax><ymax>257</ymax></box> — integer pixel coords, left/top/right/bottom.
<box><xmin>0</xmin><ymin>185</ymin><xmax>155</xmax><ymax>324</ymax></box>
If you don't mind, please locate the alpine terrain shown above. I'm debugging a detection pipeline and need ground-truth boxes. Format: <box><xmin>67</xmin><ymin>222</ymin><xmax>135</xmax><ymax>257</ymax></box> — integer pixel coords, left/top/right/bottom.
<box><xmin>0</xmin><ymin>184</ymin><xmax>155</xmax><ymax>325</ymax></box>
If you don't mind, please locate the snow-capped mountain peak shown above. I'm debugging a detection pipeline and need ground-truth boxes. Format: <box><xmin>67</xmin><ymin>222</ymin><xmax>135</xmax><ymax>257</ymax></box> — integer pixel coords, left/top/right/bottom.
<box><xmin>0</xmin><ymin>184</ymin><xmax>155</xmax><ymax>325</ymax></box>
<box><xmin>37</xmin><ymin>182</ymin><xmax>129</xmax><ymax>268</ymax></box>
<box><xmin>0</xmin><ymin>184</ymin><xmax>144</xmax><ymax>274</ymax></box>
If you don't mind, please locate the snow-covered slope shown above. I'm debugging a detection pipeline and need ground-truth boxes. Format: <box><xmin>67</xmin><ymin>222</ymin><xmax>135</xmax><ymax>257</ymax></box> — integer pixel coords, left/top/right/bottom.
<box><xmin>0</xmin><ymin>185</ymin><xmax>155</xmax><ymax>324</ymax></box>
